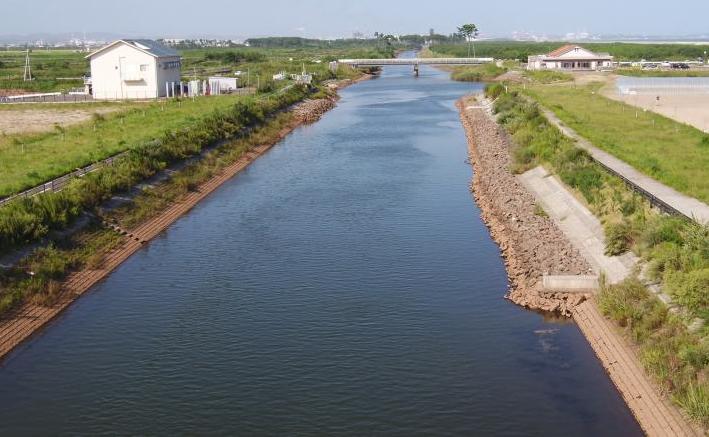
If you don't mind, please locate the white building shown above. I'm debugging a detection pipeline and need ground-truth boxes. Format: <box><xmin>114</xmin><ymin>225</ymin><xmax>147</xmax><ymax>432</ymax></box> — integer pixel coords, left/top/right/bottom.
<box><xmin>527</xmin><ymin>45</ymin><xmax>613</xmax><ymax>71</ymax></box>
<box><xmin>86</xmin><ymin>39</ymin><xmax>182</xmax><ymax>100</ymax></box>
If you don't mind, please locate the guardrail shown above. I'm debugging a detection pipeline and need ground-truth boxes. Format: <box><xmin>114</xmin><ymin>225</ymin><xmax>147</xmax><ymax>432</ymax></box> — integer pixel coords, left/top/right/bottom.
<box><xmin>337</xmin><ymin>57</ymin><xmax>494</xmax><ymax>66</ymax></box>
<box><xmin>0</xmin><ymin>152</ymin><xmax>126</xmax><ymax>207</ymax></box>
<box><xmin>0</xmin><ymin>93</ymin><xmax>92</xmax><ymax>104</ymax></box>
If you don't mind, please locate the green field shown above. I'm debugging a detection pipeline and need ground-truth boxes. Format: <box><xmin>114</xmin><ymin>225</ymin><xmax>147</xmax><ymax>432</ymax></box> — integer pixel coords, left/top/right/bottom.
<box><xmin>522</xmin><ymin>83</ymin><xmax>709</xmax><ymax>203</ymax></box>
<box><xmin>0</xmin><ymin>95</ymin><xmax>248</xmax><ymax>197</ymax></box>
<box><xmin>0</xmin><ymin>49</ymin><xmax>87</xmax><ymax>93</ymax></box>
<box><xmin>430</xmin><ymin>41</ymin><xmax>709</xmax><ymax>61</ymax></box>
<box><xmin>449</xmin><ymin>63</ymin><xmax>507</xmax><ymax>82</ymax></box>
<box><xmin>0</xmin><ymin>42</ymin><xmax>394</xmax><ymax>94</ymax></box>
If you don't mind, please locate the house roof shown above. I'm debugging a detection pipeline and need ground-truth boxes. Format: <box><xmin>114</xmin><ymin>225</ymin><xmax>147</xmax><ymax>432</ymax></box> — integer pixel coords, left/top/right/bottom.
<box><xmin>547</xmin><ymin>44</ymin><xmax>579</xmax><ymax>58</ymax></box>
<box><xmin>86</xmin><ymin>39</ymin><xmax>180</xmax><ymax>59</ymax></box>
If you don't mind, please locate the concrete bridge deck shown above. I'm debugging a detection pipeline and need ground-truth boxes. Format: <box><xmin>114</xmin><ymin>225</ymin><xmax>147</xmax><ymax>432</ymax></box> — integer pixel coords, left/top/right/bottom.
<box><xmin>337</xmin><ymin>58</ymin><xmax>494</xmax><ymax>66</ymax></box>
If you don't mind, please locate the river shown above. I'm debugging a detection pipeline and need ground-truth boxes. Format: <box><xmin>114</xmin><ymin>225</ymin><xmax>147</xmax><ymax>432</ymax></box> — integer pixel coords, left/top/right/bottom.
<box><xmin>0</xmin><ymin>59</ymin><xmax>642</xmax><ymax>435</ymax></box>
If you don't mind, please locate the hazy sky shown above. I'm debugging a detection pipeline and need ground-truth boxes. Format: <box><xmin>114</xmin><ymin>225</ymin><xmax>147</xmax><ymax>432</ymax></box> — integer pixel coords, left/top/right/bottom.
<box><xmin>3</xmin><ymin>0</ymin><xmax>708</xmax><ymax>38</ymax></box>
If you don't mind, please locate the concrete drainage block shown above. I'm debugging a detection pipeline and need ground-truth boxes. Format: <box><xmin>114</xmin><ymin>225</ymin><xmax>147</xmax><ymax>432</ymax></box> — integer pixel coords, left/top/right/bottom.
<box><xmin>543</xmin><ymin>275</ymin><xmax>600</xmax><ymax>294</ymax></box>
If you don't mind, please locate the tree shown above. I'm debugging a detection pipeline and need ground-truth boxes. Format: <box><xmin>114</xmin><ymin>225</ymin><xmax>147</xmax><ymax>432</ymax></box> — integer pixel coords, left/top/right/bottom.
<box><xmin>457</xmin><ymin>24</ymin><xmax>479</xmax><ymax>58</ymax></box>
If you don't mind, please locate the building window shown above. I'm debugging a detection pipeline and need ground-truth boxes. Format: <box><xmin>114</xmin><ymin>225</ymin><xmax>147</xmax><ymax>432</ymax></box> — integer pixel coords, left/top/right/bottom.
<box><xmin>140</xmin><ymin>64</ymin><xmax>149</xmax><ymax>71</ymax></box>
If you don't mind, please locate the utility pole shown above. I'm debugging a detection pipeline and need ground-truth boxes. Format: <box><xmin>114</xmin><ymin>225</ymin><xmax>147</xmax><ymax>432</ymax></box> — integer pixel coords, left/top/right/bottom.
<box><xmin>23</xmin><ymin>49</ymin><xmax>32</xmax><ymax>81</ymax></box>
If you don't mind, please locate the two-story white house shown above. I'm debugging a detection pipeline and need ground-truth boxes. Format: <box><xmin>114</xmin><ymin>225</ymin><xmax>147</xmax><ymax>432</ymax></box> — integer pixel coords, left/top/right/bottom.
<box><xmin>86</xmin><ymin>39</ymin><xmax>182</xmax><ymax>100</ymax></box>
<box><xmin>527</xmin><ymin>45</ymin><xmax>613</xmax><ymax>71</ymax></box>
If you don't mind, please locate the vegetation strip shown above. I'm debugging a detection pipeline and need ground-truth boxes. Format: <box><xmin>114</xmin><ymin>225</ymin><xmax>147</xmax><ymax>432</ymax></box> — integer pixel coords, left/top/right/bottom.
<box><xmin>574</xmin><ymin>300</ymin><xmax>702</xmax><ymax>436</ymax></box>
<box><xmin>0</xmin><ymin>93</ymin><xmax>345</xmax><ymax>361</ymax></box>
<box><xmin>483</xmin><ymin>84</ymin><xmax>708</xmax><ymax>427</ymax></box>
<box><xmin>459</xmin><ymin>93</ymin><xmax>705</xmax><ymax>433</ymax></box>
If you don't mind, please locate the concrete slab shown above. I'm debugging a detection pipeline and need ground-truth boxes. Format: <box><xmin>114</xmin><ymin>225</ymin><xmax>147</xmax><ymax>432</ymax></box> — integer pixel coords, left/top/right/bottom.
<box><xmin>543</xmin><ymin>275</ymin><xmax>599</xmax><ymax>293</ymax></box>
<box><xmin>519</xmin><ymin>166</ymin><xmax>637</xmax><ymax>284</ymax></box>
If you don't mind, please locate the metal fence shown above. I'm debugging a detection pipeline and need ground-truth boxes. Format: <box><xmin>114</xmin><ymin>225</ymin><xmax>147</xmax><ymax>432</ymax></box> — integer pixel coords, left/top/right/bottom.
<box><xmin>0</xmin><ymin>93</ymin><xmax>93</xmax><ymax>104</ymax></box>
<box><xmin>617</xmin><ymin>77</ymin><xmax>709</xmax><ymax>95</ymax></box>
<box><xmin>0</xmin><ymin>153</ymin><xmax>125</xmax><ymax>207</ymax></box>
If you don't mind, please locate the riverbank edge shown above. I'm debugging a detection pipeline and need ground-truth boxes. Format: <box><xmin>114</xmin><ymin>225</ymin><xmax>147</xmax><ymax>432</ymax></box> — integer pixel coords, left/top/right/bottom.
<box><xmin>456</xmin><ymin>95</ymin><xmax>701</xmax><ymax>436</ymax></box>
<box><xmin>0</xmin><ymin>75</ymin><xmax>372</xmax><ymax>361</ymax></box>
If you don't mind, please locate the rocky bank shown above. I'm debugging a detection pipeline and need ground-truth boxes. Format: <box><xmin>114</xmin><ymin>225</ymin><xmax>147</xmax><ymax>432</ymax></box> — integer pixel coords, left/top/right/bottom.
<box><xmin>457</xmin><ymin>95</ymin><xmax>594</xmax><ymax>316</ymax></box>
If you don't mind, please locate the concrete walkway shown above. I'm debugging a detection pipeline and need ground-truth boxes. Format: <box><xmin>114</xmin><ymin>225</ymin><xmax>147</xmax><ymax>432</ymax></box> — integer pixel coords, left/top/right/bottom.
<box><xmin>540</xmin><ymin>107</ymin><xmax>709</xmax><ymax>224</ymax></box>
<box><xmin>519</xmin><ymin>166</ymin><xmax>637</xmax><ymax>284</ymax></box>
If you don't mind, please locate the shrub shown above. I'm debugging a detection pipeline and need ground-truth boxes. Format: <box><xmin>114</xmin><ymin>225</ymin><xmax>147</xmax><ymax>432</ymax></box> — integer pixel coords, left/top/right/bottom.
<box><xmin>677</xmin><ymin>384</ymin><xmax>709</xmax><ymax>427</ymax></box>
<box><xmin>664</xmin><ymin>268</ymin><xmax>709</xmax><ymax>318</ymax></box>
<box><xmin>604</xmin><ymin>220</ymin><xmax>634</xmax><ymax>255</ymax></box>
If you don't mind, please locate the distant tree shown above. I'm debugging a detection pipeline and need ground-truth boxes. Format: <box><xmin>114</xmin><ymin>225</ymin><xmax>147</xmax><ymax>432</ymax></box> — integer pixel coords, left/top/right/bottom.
<box><xmin>457</xmin><ymin>23</ymin><xmax>479</xmax><ymax>57</ymax></box>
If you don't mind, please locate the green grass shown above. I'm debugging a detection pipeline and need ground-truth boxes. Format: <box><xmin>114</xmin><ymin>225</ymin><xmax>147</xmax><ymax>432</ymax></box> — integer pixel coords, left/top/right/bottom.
<box><xmin>492</xmin><ymin>89</ymin><xmax>709</xmax><ymax>319</ymax></box>
<box><xmin>0</xmin><ymin>45</ymin><xmax>386</xmax><ymax>94</ymax></box>
<box><xmin>523</xmin><ymin>70</ymin><xmax>573</xmax><ymax>83</ymax></box>
<box><xmin>523</xmin><ymin>83</ymin><xmax>709</xmax><ymax>203</ymax></box>
<box><xmin>450</xmin><ymin>64</ymin><xmax>507</xmax><ymax>82</ymax></box>
<box><xmin>0</xmin><ymin>49</ymin><xmax>87</xmax><ymax>93</ymax></box>
<box><xmin>0</xmin><ymin>94</ymin><xmax>248</xmax><ymax>197</ymax></box>
<box><xmin>598</xmin><ymin>278</ymin><xmax>709</xmax><ymax>427</ymax></box>
<box><xmin>0</xmin><ymin>88</ymin><xmax>312</xmax><ymax>315</ymax></box>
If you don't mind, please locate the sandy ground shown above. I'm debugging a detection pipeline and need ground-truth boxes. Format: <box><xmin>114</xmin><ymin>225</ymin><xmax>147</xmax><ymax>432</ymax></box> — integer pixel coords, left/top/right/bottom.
<box><xmin>603</xmin><ymin>89</ymin><xmax>709</xmax><ymax>132</ymax></box>
<box><xmin>0</xmin><ymin>107</ymin><xmax>119</xmax><ymax>135</ymax></box>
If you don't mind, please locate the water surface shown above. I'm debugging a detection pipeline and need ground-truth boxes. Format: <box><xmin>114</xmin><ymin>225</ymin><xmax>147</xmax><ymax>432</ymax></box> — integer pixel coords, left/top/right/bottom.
<box><xmin>0</xmin><ymin>61</ymin><xmax>641</xmax><ymax>435</ymax></box>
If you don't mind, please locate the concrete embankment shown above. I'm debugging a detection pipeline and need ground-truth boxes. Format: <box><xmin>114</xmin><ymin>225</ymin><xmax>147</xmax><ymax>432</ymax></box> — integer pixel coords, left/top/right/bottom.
<box><xmin>0</xmin><ymin>81</ymin><xmax>363</xmax><ymax>361</ymax></box>
<box><xmin>457</xmin><ymin>94</ymin><xmax>701</xmax><ymax>437</ymax></box>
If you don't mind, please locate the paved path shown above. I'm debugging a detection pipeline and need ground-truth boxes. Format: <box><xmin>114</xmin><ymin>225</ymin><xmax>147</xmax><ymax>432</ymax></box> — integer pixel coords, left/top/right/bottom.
<box><xmin>519</xmin><ymin>166</ymin><xmax>637</xmax><ymax>284</ymax></box>
<box><xmin>540</xmin><ymin>107</ymin><xmax>709</xmax><ymax>224</ymax></box>
<box><xmin>574</xmin><ymin>301</ymin><xmax>701</xmax><ymax>437</ymax></box>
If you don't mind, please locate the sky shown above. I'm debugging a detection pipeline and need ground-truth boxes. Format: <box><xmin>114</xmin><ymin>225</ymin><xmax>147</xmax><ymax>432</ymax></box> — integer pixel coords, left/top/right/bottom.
<box><xmin>3</xmin><ymin>0</ymin><xmax>709</xmax><ymax>39</ymax></box>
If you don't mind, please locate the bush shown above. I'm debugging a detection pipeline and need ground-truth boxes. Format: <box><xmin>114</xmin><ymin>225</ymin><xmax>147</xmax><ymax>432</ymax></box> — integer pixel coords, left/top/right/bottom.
<box><xmin>604</xmin><ymin>220</ymin><xmax>634</xmax><ymax>256</ymax></box>
<box><xmin>664</xmin><ymin>268</ymin><xmax>709</xmax><ymax>318</ymax></box>
<box><xmin>485</xmin><ymin>83</ymin><xmax>505</xmax><ymax>100</ymax></box>
<box><xmin>452</xmin><ymin>64</ymin><xmax>507</xmax><ymax>82</ymax></box>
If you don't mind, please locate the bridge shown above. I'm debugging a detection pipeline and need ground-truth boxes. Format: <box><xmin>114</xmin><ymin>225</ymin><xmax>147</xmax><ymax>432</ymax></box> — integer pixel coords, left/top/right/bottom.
<box><xmin>333</xmin><ymin>57</ymin><xmax>495</xmax><ymax>76</ymax></box>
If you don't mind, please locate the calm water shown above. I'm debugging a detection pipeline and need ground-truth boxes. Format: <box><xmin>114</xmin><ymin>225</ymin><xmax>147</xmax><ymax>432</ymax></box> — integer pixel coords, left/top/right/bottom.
<box><xmin>0</xmin><ymin>60</ymin><xmax>641</xmax><ymax>435</ymax></box>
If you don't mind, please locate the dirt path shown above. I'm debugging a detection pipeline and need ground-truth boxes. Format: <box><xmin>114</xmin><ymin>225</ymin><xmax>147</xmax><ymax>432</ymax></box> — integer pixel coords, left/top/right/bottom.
<box><xmin>0</xmin><ymin>96</ymin><xmax>341</xmax><ymax>361</ymax></box>
<box><xmin>0</xmin><ymin>107</ymin><xmax>119</xmax><ymax>134</ymax></box>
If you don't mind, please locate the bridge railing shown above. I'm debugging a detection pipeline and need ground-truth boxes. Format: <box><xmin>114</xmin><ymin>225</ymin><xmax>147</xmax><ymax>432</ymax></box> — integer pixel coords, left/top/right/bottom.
<box><xmin>337</xmin><ymin>58</ymin><xmax>494</xmax><ymax>66</ymax></box>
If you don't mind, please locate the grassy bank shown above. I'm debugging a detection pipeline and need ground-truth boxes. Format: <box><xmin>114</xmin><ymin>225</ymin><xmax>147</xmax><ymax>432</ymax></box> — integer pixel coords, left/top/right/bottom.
<box><xmin>0</xmin><ymin>45</ymin><xmax>385</xmax><ymax>198</ymax></box>
<box><xmin>0</xmin><ymin>95</ymin><xmax>248</xmax><ymax>197</ymax></box>
<box><xmin>450</xmin><ymin>64</ymin><xmax>507</xmax><ymax>82</ymax></box>
<box><xmin>0</xmin><ymin>85</ymin><xmax>320</xmax><ymax>314</ymax></box>
<box><xmin>522</xmin><ymin>83</ymin><xmax>709</xmax><ymax>204</ymax></box>
<box><xmin>0</xmin><ymin>84</ymin><xmax>312</xmax><ymax>254</ymax></box>
<box><xmin>599</xmin><ymin>279</ymin><xmax>708</xmax><ymax>426</ymax></box>
<box><xmin>489</xmin><ymin>85</ymin><xmax>708</xmax><ymax>425</ymax></box>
